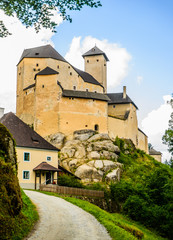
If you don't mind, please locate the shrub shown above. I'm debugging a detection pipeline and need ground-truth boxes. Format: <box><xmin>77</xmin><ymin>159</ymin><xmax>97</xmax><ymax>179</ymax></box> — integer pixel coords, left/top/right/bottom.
<box><xmin>58</xmin><ymin>174</ymin><xmax>84</xmax><ymax>188</ymax></box>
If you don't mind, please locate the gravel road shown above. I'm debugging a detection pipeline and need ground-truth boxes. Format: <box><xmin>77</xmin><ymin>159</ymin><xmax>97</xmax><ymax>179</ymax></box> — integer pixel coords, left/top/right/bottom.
<box><xmin>24</xmin><ymin>190</ymin><xmax>111</xmax><ymax>240</ymax></box>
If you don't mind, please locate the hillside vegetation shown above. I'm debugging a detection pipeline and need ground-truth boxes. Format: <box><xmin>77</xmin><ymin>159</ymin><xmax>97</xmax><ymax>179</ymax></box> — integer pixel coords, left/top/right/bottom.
<box><xmin>57</xmin><ymin>137</ymin><xmax>173</xmax><ymax>239</ymax></box>
<box><xmin>0</xmin><ymin>123</ymin><xmax>38</xmax><ymax>239</ymax></box>
<box><xmin>110</xmin><ymin>137</ymin><xmax>173</xmax><ymax>239</ymax></box>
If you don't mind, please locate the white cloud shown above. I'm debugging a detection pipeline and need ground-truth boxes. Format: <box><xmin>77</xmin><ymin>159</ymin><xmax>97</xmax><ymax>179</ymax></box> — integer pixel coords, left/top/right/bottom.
<box><xmin>65</xmin><ymin>36</ymin><xmax>132</xmax><ymax>89</ymax></box>
<box><xmin>141</xmin><ymin>95</ymin><xmax>172</xmax><ymax>161</ymax></box>
<box><xmin>137</xmin><ymin>75</ymin><xmax>143</xmax><ymax>85</ymax></box>
<box><xmin>0</xmin><ymin>10</ymin><xmax>62</xmax><ymax>113</ymax></box>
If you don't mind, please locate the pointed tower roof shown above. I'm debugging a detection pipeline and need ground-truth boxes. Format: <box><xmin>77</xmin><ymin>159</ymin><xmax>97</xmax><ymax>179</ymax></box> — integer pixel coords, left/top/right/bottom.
<box><xmin>82</xmin><ymin>46</ymin><xmax>109</xmax><ymax>61</ymax></box>
<box><xmin>18</xmin><ymin>44</ymin><xmax>68</xmax><ymax>65</ymax></box>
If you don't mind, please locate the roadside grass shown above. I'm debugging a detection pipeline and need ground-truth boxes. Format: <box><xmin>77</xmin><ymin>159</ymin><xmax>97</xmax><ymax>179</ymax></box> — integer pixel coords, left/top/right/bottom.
<box><xmin>11</xmin><ymin>189</ymin><xmax>39</xmax><ymax>240</ymax></box>
<box><xmin>37</xmin><ymin>190</ymin><xmax>167</xmax><ymax>240</ymax></box>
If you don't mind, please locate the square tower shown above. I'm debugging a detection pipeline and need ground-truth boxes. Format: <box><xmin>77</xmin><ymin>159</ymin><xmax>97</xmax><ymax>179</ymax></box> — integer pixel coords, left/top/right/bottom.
<box><xmin>82</xmin><ymin>46</ymin><xmax>109</xmax><ymax>93</ymax></box>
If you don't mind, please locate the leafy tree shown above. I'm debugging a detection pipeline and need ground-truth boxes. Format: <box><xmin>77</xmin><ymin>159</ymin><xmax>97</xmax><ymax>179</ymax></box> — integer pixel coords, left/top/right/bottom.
<box><xmin>162</xmin><ymin>95</ymin><xmax>173</xmax><ymax>160</ymax></box>
<box><xmin>0</xmin><ymin>0</ymin><xmax>102</xmax><ymax>37</ymax></box>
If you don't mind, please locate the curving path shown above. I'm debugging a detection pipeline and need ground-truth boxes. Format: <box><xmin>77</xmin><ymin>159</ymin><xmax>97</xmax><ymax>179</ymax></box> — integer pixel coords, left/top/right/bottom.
<box><xmin>24</xmin><ymin>190</ymin><xmax>111</xmax><ymax>240</ymax></box>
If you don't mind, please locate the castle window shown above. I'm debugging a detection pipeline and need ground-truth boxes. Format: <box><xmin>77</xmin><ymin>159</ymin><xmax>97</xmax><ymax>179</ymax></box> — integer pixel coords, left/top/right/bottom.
<box><xmin>42</xmin><ymin>85</ymin><xmax>44</xmax><ymax>88</ymax></box>
<box><xmin>97</xmin><ymin>59</ymin><xmax>99</xmax><ymax>62</ymax></box>
<box><xmin>94</xmin><ymin>91</ymin><xmax>97</xmax><ymax>93</ymax></box>
<box><xmin>87</xmin><ymin>60</ymin><xmax>89</xmax><ymax>63</ymax></box>
<box><xmin>70</xmin><ymin>72</ymin><xmax>72</xmax><ymax>75</ymax></box>
<box><xmin>86</xmin><ymin>89</ymin><xmax>88</xmax><ymax>92</ymax></box>
<box><xmin>68</xmin><ymin>66</ymin><xmax>70</xmax><ymax>69</ymax></box>
<box><xmin>85</xmin><ymin>125</ymin><xmax>88</xmax><ymax>127</ymax></box>
<box><xmin>26</xmin><ymin>92</ymin><xmax>27</xmax><ymax>95</ymax></box>
<box><xmin>19</xmin><ymin>72</ymin><xmax>21</xmax><ymax>75</ymax></box>
<box><xmin>94</xmin><ymin>124</ymin><xmax>99</xmax><ymax>131</ymax></box>
<box><xmin>104</xmin><ymin>64</ymin><xmax>106</xmax><ymax>66</ymax></box>
<box><xmin>36</xmin><ymin>63</ymin><xmax>39</xmax><ymax>67</ymax></box>
<box><xmin>33</xmin><ymin>68</ymin><xmax>36</xmax><ymax>71</ymax></box>
<box><xmin>73</xmin><ymin>86</ymin><xmax>76</xmax><ymax>90</ymax></box>
<box><xmin>38</xmin><ymin>68</ymin><xmax>40</xmax><ymax>71</ymax></box>
<box><xmin>113</xmin><ymin>105</ymin><xmax>116</xmax><ymax>108</ymax></box>
<box><xmin>57</xmin><ymin>65</ymin><xmax>59</xmax><ymax>69</ymax></box>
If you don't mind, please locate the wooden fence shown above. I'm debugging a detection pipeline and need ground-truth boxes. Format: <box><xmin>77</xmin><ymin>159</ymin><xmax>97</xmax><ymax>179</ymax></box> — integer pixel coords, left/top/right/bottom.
<box><xmin>40</xmin><ymin>184</ymin><xmax>104</xmax><ymax>198</ymax></box>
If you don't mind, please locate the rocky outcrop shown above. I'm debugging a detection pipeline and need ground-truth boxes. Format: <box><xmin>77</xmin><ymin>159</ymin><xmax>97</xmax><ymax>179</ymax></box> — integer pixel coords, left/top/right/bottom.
<box><xmin>59</xmin><ymin>131</ymin><xmax>122</xmax><ymax>183</ymax></box>
<box><xmin>45</xmin><ymin>132</ymin><xmax>65</xmax><ymax>149</ymax></box>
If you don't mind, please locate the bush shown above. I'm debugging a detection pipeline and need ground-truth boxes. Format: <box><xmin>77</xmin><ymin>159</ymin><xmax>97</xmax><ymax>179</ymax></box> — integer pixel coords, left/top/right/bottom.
<box><xmin>58</xmin><ymin>174</ymin><xmax>84</xmax><ymax>188</ymax></box>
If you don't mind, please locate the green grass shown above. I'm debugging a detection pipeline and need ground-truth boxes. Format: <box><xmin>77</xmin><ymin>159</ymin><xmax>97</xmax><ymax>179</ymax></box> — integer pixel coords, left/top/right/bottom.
<box><xmin>11</xmin><ymin>189</ymin><xmax>39</xmax><ymax>240</ymax></box>
<box><xmin>38</xmin><ymin>190</ymin><xmax>167</xmax><ymax>240</ymax></box>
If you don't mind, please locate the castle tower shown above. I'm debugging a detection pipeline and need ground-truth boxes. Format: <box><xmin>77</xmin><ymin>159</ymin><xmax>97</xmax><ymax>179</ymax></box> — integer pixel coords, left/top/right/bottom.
<box><xmin>82</xmin><ymin>46</ymin><xmax>109</xmax><ymax>93</ymax></box>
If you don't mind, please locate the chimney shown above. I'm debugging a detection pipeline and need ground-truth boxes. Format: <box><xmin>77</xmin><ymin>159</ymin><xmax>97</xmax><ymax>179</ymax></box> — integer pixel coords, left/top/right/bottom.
<box><xmin>123</xmin><ymin>86</ymin><xmax>126</xmax><ymax>99</ymax></box>
<box><xmin>0</xmin><ymin>107</ymin><xmax>4</xmax><ymax>119</ymax></box>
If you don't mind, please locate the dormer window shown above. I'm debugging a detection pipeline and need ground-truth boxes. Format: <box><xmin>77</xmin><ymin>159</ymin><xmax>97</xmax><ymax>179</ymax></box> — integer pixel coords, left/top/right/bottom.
<box><xmin>35</xmin><ymin>53</ymin><xmax>39</xmax><ymax>55</ymax></box>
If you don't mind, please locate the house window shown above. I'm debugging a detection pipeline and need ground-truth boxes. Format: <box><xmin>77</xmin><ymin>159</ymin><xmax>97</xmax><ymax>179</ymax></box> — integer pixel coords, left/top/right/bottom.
<box><xmin>86</xmin><ymin>89</ymin><xmax>88</xmax><ymax>92</ymax></box>
<box><xmin>87</xmin><ymin>60</ymin><xmax>89</xmax><ymax>63</ymax></box>
<box><xmin>73</xmin><ymin>86</ymin><xmax>76</xmax><ymax>90</ymax></box>
<box><xmin>70</xmin><ymin>72</ymin><xmax>72</xmax><ymax>75</ymax></box>
<box><xmin>24</xmin><ymin>152</ymin><xmax>30</xmax><ymax>161</ymax></box>
<box><xmin>42</xmin><ymin>85</ymin><xmax>44</xmax><ymax>88</ymax></box>
<box><xmin>23</xmin><ymin>171</ymin><xmax>30</xmax><ymax>179</ymax></box>
<box><xmin>94</xmin><ymin>124</ymin><xmax>99</xmax><ymax>131</ymax></box>
<box><xmin>113</xmin><ymin>105</ymin><xmax>116</xmax><ymax>108</ymax></box>
<box><xmin>47</xmin><ymin>156</ymin><xmax>51</xmax><ymax>161</ymax></box>
<box><xmin>97</xmin><ymin>59</ymin><xmax>99</xmax><ymax>62</ymax></box>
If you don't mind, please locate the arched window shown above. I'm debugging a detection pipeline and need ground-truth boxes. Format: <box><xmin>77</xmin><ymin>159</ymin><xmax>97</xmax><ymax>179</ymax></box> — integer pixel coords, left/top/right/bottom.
<box><xmin>94</xmin><ymin>124</ymin><xmax>99</xmax><ymax>131</ymax></box>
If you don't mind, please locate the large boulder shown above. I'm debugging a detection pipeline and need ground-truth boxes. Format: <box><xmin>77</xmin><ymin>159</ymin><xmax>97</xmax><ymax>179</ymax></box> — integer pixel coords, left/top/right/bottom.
<box><xmin>75</xmin><ymin>164</ymin><xmax>102</xmax><ymax>182</ymax></box>
<box><xmin>87</xmin><ymin>140</ymin><xmax>118</xmax><ymax>152</ymax></box>
<box><xmin>45</xmin><ymin>132</ymin><xmax>65</xmax><ymax>149</ymax></box>
<box><xmin>100</xmin><ymin>150</ymin><xmax>118</xmax><ymax>160</ymax></box>
<box><xmin>73</xmin><ymin>129</ymin><xmax>95</xmax><ymax>141</ymax></box>
<box><xmin>103</xmin><ymin>160</ymin><xmax>117</xmax><ymax>171</ymax></box>
<box><xmin>105</xmin><ymin>168</ymin><xmax>121</xmax><ymax>182</ymax></box>
<box><xmin>87</xmin><ymin>133</ymin><xmax>110</xmax><ymax>142</ymax></box>
<box><xmin>87</xmin><ymin>151</ymin><xmax>100</xmax><ymax>159</ymax></box>
<box><xmin>61</xmin><ymin>147</ymin><xmax>76</xmax><ymax>159</ymax></box>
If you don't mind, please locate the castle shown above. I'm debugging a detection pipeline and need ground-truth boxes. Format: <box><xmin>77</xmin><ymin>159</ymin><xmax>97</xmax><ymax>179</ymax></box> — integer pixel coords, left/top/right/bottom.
<box><xmin>16</xmin><ymin>45</ymin><xmax>148</xmax><ymax>153</ymax></box>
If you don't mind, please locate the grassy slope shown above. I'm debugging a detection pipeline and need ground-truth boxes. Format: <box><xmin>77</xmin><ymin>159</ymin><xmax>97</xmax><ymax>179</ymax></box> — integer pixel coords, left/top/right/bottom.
<box><xmin>11</xmin><ymin>189</ymin><xmax>39</xmax><ymax>240</ymax></box>
<box><xmin>39</xmin><ymin>190</ymin><xmax>167</xmax><ymax>240</ymax></box>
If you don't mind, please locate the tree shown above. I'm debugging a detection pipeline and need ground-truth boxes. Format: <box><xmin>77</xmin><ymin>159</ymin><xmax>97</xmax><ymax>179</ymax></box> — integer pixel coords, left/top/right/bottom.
<box><xmin>162</xmin><ymin>95</ymin><xmax>173</xmax><ymax>162</ymax></box>
<box><xmin>0</xmin><ymin>0</ymin><xmax>102</xmax><ymax>38</ymax></box>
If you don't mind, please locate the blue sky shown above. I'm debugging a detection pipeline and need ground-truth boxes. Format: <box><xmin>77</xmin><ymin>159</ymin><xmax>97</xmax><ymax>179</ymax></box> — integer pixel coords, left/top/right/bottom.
<box><xmin>0</xmin><ymin>0</ymin><xmax>172</xmax><ymax>160</ymax></box>
<box><xmin>52</xmin><ymin>0</ymin><xmax>173</xmax><ymax>117</ymax></box>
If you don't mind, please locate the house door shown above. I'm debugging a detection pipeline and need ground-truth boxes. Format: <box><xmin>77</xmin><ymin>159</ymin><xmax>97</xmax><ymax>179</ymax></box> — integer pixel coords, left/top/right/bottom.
<box><xmin>46</xmin><ymin>172</ymin><xmax>51</xmax><ymax>184</ymax></box>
